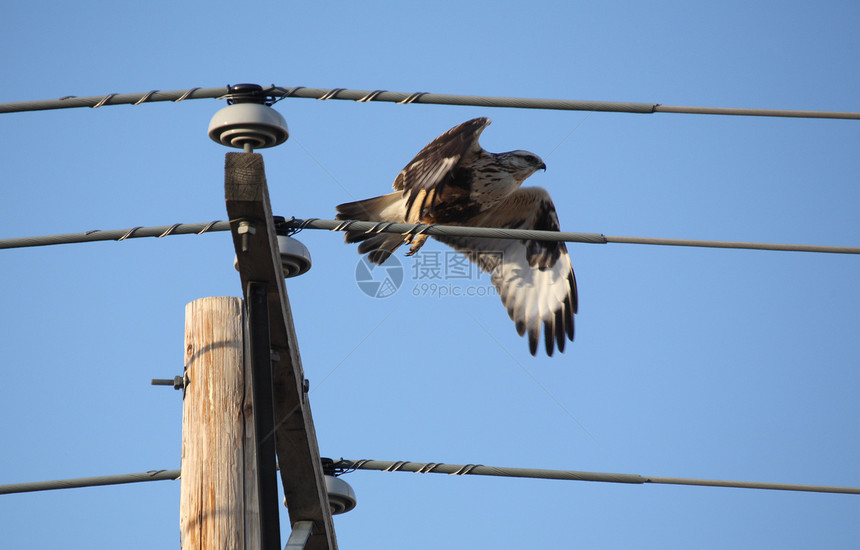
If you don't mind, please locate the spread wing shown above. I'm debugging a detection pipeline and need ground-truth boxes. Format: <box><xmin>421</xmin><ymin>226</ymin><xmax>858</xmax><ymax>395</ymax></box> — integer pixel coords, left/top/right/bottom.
<box><xmin>393</xmin><ymin>117</ymin><xmax>491</xmax><ymax>222</ymax></box>
<box><xmin>433</xmin><ymin>187</ymin><xmax>578</xmax><ymax>356</ymax></box>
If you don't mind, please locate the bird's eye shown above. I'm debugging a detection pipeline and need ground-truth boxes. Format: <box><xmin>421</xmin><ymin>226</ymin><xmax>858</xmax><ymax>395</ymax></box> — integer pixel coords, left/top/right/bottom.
<box><xmin>524</xmin><ymin>155</ymin><xmax>537</xmax><ymax>164</ymax></box>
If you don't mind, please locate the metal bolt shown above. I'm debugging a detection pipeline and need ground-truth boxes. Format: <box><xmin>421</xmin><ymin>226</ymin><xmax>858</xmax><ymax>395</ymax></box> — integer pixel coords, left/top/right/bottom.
<box><xmin>237</xmin><ymin>220</ymin><xmax>256</xmax><ymax>252</ymax></box>
<box><xmin>151</xmin><ymin>376</ymin><xmax>185</xmax><ymax>390</ymax></box>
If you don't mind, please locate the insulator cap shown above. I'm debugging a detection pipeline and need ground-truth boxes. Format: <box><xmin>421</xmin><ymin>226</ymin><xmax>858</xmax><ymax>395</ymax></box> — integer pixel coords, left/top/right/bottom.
<box><xmin>277</xmin><ymin>235</ymin><xmax>312</xmax><ymax>278</ymax></box>
<box><xmin>208</xmin><ymin>103</ymin><xmax>289</xmax><ymax>149</ymax></box>
<box><xmin>324</xmin><ymin>475</ymin><xmax>357</xmax><ymax>515</ymax></box>
<box><xmin>233</xmin><ymin>235</ymin><xmax>312</xmax><ymax>278</ymax></box>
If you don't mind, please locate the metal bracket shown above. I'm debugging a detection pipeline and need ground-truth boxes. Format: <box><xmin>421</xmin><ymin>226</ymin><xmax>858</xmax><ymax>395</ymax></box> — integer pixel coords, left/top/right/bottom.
<box><xmin>248</xmin><ymin>281</ymin><xmax>282</xmax><ymax>550</ymax></box>
<box><xmin>284</xmin><ymin>521</ymin><xmax>314</xmax><ymax>550</ymax></box>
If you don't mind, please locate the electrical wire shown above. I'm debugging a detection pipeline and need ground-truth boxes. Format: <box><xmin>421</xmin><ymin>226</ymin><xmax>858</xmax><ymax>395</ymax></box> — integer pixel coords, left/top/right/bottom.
<box><xmin>1</xmin><ymin>85</ymin><xmax>858</xmax><ymax>119</ymax></box>
<box><xmin>0</xmin><ymin>88</ymin><xmax>226</xmax><ymax>113</ymax></box>
<box><xmin>272</xmin><ymin>86</ymin><xmax>860</xmax><ymax>119</ymax></box>
<box><xmin>335</xmin><ymin>459</ymin><xmax>860</xmax><ymax>496</ymax></box>
<box><xmin>288</xmin><ymin>218</ymin><xmax>860</xmax><ymax>254</ymax></box>
<box><xmin>1</xmin><ymin>218</ymin><xmax>857</xmax><ymax>255</ymax></box>
<box><xmin>3</xmin><ymin>461</ymin><xmax>857</xmax><ymax>497</ymax></box>
<box><xmin>0</xmin><ymin>470</ymin><xmax>180</xmax><ymax>495</ymax></box>
<box><xmin>0</xmin><ymin>221</ymin><xmax>230</xmax><ymax>249</ymax></box>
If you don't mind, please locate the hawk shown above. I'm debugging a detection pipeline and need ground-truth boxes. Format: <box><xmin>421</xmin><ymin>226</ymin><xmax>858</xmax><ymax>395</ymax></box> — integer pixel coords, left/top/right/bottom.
<box><xmin>336</xmin><ymin>117</ymin><xmax>577</xmax><ymax>356</ymax></box>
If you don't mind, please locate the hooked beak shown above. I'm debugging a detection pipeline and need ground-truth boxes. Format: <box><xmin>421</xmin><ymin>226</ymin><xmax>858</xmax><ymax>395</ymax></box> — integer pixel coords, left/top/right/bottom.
<box><xmin>539</xmin><ymin>162</ymin><xmax>547</xmax><ymax>171</ymax></box>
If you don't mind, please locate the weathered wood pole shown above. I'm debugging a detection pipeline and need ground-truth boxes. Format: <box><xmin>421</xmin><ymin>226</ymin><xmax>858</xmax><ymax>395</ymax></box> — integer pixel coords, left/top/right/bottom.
<box><xmin>179</xmin><ymin>296</ymin><xmax>260</xmax><ymax>549</ymax></box>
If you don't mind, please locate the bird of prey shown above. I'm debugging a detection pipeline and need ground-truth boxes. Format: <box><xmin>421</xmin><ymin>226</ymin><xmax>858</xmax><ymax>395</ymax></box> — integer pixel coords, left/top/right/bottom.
<box><xmin>335</xmin><ymin>117</ymin><xmax>577</xmax><ymax>356</ymax></box>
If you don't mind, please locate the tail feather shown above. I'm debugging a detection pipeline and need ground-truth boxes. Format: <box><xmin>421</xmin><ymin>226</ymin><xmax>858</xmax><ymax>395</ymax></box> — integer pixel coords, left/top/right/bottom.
<box><xmin>336</xmin><ymin>192</ymin><xmax>407</xmax><ymax>265</ymax></box>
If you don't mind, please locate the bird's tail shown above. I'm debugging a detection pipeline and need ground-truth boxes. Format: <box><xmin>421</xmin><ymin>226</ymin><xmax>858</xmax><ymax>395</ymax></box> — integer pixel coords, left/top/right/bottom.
<box><xmin>335</xmin><ymin>192</ymin><xmax>408</xmax><ymax>265</ymax></box>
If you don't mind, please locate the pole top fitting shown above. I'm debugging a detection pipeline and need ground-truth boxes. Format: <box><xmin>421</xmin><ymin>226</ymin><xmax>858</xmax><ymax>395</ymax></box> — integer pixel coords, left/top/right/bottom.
<box><xmin>224</xmin><ymin>83</ymin><xmax>268</xmax><ymax>105</ymax></box>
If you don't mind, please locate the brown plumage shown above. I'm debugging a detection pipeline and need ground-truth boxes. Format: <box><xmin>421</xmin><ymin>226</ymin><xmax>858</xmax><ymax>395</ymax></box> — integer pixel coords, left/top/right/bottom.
<box><xmin>336</xmin><ymin>118</ymin><xmax>577</xmax><ymax>356</ymax></box>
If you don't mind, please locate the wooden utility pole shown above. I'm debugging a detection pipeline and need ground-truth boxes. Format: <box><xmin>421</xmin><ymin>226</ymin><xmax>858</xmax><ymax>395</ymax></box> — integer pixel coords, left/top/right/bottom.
<box><xmin>179</xmin><ymin>296</ymin><xmax>260</xmax><ymax>549</ymax></box>
<box><xmin>178</xmin><ymin>149</ymin><xmax>337</xmax><ymax>549</ymax></box>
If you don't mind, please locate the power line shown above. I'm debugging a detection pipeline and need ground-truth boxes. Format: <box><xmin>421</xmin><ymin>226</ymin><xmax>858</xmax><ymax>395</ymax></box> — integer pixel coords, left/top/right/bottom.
<box><xmin>0</xmin><ymin>470</ymin><xmax>180</xmax><ymax>495</ymax></box>
<box><xmin>0</xmin><ymin>87</ymin><xmax>227</xmax><ymax>113</ymax></box>
<box><xmin>3</xmin><ymin>461</ymin><xmax>858</xmax><ymax>497</ymax></box>
<box><xmin>0</xmin><ymin>221</ymin><xmax>230</xmax><ymax>249</ymax></box>
<box><xmin>1</xmin><ymin>218</ymin><xmax>857</xmax><ymax>255</ymax></box>
<box><xmin>286</xmin><ymin>218</ymin><xmax>860</xmax><ymax>255</ymax></box>
<box><xmin>272</xmin><ymin>86</ymin><xmax>860</xmax><ymax>120</ymax></box>
<box><xmin>1</xmin><ymin>84</ymin><xmax>858</xmax><ymax>119</ymax></box>
<box><xmin>336</xmin><ymin>459</ymin><xmax>860</xmax><ymax>496</ymax></box>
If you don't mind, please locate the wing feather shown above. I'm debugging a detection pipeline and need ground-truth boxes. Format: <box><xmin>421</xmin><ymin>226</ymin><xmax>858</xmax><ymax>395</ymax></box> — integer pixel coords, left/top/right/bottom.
<box><xmin>394</xmin><ymin>118</ymin><xmax>490</xmax><ymax>222</ymax></box>
<box><xmin>433</xmin><ymin>187</ymin><xmax>577</xmax><ymax>356</ymax></box>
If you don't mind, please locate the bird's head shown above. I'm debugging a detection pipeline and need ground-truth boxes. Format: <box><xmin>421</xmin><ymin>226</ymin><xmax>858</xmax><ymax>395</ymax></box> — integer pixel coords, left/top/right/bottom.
<box><xmin>497</xmin><ymin>150</ymin><xmax>547</xmax><ymax>181</ymax></box>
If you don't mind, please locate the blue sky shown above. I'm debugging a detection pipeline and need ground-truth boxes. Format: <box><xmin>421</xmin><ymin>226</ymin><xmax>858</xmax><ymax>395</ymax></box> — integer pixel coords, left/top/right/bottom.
<box><xmin>1</xmin><ymin>1</ymin><xmax>858</xmax><ymax>548</ymax></box>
